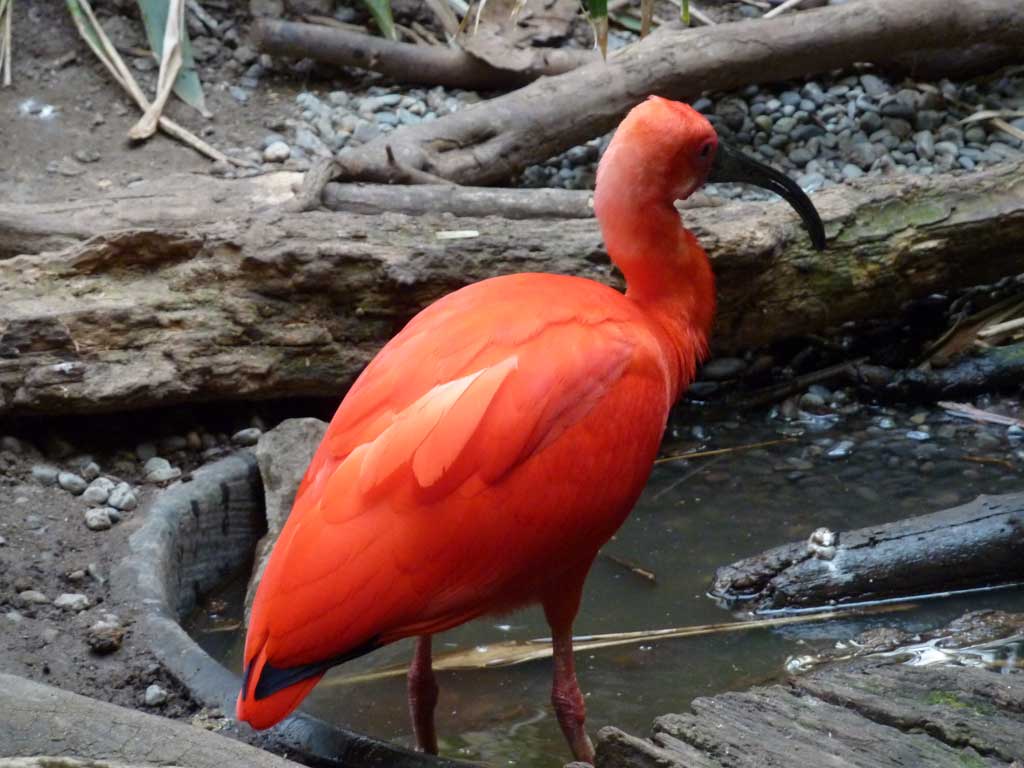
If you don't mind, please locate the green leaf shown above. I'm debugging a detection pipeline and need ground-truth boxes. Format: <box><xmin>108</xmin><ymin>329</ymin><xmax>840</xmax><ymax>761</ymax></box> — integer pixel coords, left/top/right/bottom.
<box><xmin>680</xmin><ymin>0</ymin><xmax>690</xmax><ymax>25</ymax></box>
<box><xmin>587</xmin><ymin>0</ymin><xmax>608</xmax><ymax>57</ymax></box>
<box><xmin>136</xmin><ymin>0</ymin><xmax>209</xmax><ymax>116</ymax></box>
<box><xmin>361</xmin><ymin>0</ymin><xmax>396</xmax><ymax>41</ymax></box>
<box><xmin>609</xmin><ymin>11</ymin><xmax>642</xmax><ymax>33</ymax></box>
<box><xmin>66</xmin><ymin>0</ymin><xmax>103</xmax><ymax>51</ymax></box>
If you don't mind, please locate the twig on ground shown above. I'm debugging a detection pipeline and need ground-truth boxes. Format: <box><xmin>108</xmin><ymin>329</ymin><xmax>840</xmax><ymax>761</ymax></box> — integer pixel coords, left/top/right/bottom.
<box><xmin>601</xmin><ymin>552</ymin><xmax>657</xmax><ymax>583</ymax></box>
<box><xmin>66</xmin><ymin>0</ymin><xmax>232</xmax><ymax>164</ymax></box>
<box><xmin>186</xmin><ymin>0</ymin><xmax>220</xmax><ymax>34</ymax></box>
<box><xmin>655</xmin><ymin>438</ymin><xmax>796</xmax><ymax>465</ymax></box>
<box><xmin>763</xmin><ymin>0</ymin><xmax>808</xmax><ymax>19</ymax></box>
<box><xmin>962</xmin><ymin>455</ymin><xmax>1016</xmax><ymax>470</ymax></box>
<box><xmin>939</xmin><ymin>402</ymin><xmax>1024</xmax><ymax>428</ymax></box>
<box><xmin>978</xmin><ymin>316</ymin><xmax>1024</xmax><ymax>340</ymax></box>
<box><xmin>730</xmin><ymin>359</ymin><xmax>867</xmax><ymax>409</ymax></box>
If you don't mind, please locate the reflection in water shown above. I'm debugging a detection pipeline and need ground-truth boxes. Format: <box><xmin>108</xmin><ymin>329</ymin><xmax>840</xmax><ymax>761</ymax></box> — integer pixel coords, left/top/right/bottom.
<box><xmin>188</xmin><ymin>403</ymin><xmax>1024</xmax><ymax>766</ymax></box>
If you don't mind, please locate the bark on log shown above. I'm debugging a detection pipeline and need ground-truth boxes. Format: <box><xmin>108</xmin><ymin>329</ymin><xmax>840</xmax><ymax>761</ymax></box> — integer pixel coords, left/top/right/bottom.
<box><xmin>710</xmin><ymin>492</ymin><xmax>1024</xmax><ymax>612</ymax></box>
<box><xmin>597</xmin><ymin>647</ymin><xmax>1024</xmax><ymax>768</ymax></box>
<box><xmin>326</xmin><ymin>0</ymin><xmax>1024</xmax><ymax>187</ymax></box>
<box><xmin>2</xmin><ymin>162</ymin><xmax>1024</xmax><ymax>416</ymax></box>
<box><xmin>253</xmin><ymin>19</ymin><xmax>591</xmax><ymax>90</ymax></box>
<box><xmin>0</xmin><ymin>673</ymin><xmax>302</xmax><ymax>768</ymax></box>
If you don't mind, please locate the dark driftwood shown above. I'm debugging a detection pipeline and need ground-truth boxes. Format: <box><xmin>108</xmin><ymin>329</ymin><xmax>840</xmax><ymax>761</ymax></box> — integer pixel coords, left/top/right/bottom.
<box><xmin>253</xmin><ymin>19</ymin><xmax>590</xmax><ymax>90</ymax></box>
<box><xmin>324</xmin><ymin>0</ymin><xmax>1024</xmax><ymax>188</ymax></box>
<box><xmin>597</xmin><ymin>644</ymin><xmax>1024</xmax><ymax>768</ymax></box>
<box><xmin>709</xmin><ymin>493</ymin><xmax>1024</xmax><ymax>612</ymax></box>
<box><xmin>0</xmin><ymin>673</ymin><xmax>304</xmax><ymax>768</ymax></box>
<box><xmin>2</xmin><ymin>162</ymin><xmax>1024</xmax><ymax>417</ymax></box>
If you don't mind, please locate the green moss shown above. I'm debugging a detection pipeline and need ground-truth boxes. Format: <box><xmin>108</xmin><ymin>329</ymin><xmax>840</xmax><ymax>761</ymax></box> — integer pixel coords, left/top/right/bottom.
<box><xmin>957</xmin><ymin>752</ymin><xmax>988</xmax><ymax>768</ymax></box>
<box><xmin>927</xmin><ymin>691</ymin><xmax>971</xmax><ymax>709</ymax></box>
<box><xmin>837</xmin><ymin>198</ymin><xmax>951</xmax><ymax>243</ymax></box>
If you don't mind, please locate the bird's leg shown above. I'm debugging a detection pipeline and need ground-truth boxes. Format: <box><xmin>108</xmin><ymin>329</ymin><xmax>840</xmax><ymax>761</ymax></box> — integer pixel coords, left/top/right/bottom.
<box><xmin>407</xmin><ymin>634</ymin><xmax>439</xmax><ymax>754</ymax></box>
<box><xmin>544</xmin><ymin>568</ymin><xmax>596</xmax><ymax>764</ymax></box>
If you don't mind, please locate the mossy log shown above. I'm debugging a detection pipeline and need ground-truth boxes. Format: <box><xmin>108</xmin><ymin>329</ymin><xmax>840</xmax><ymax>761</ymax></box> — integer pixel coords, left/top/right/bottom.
<box><xmin>1</xmin><ymin>162</ymin><xmax>1023</xmax><ymax>417</ymax></box>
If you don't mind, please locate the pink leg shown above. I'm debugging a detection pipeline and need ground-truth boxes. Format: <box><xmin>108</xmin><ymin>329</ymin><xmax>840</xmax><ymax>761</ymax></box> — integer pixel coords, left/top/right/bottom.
<box><xmin>408</xmin><ymin>634</ymin><xmax>439</xmax><ymax>754</ymax></box>
<box><xmin>544</xmin><ymin>564</ymin><xmax>596</xmax><ymax>764</ymax></box>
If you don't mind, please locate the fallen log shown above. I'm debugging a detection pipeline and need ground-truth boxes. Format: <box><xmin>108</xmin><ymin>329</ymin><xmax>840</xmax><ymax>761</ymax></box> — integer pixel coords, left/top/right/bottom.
<box><xmin>253</xmin><ymin>19</ymin><xmax>591</xmax><ymax>90</ymax></box>
<box><xmin>0</xmin><ymin>673</ymin><xmax>304</xmax><ymax>768</ymax></box>
<box><xmin>2</xmin><ymin>162</ymin><xmax>1023</xmax><ymax>416</ymax></box>
<box><xmin>597</xmin><ymin>619</ymin><xmax>1024</xmax><ymax>768</ymax></box>
<box><xmin>709</xmin><ymin>492</ymin><xmax>1024</xmax><ymax>612</ymax></box>
<box><xmin>323</xmin><ymin>0</ymin><xmax>1024</xmax><ymax>188</ymax></box>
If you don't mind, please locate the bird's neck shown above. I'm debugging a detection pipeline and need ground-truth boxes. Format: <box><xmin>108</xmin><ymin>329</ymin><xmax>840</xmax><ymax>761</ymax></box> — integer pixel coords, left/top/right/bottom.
<box><xmin>599</xmin><ymin>200</ymin><xmax>715</xmax><ymax>400</ymax></box>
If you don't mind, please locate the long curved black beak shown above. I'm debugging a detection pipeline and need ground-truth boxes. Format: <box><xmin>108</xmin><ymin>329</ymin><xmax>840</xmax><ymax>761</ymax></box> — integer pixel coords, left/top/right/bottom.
<box><xmin>709</xmin><ymin>142</ymin><xmax>826</xmax><ymax>251</ymax></box>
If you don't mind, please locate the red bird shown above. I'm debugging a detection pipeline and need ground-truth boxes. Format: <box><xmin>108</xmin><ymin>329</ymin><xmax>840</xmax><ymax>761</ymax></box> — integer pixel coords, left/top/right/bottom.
<box><xmin>236</xmin><ymin>96</ymin><xmax>824</xmax><ymax>762</ymax></box>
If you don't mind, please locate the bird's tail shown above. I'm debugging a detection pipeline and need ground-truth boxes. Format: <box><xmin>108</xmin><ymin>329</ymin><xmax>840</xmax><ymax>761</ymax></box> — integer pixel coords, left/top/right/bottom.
<box><xmin>236</xmin><ymin>642</ymin><xmax>325</xmax><ymax>730</ymax></box>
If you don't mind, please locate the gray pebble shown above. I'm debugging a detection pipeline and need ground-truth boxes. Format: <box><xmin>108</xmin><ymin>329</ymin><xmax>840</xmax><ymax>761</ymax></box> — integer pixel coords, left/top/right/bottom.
<box><xmin>144</xmin><ymin>684</ymin><xmax>169</xmax><ymax>706</ymax></box>
<box><xmin>144</xmin><ymin>457</ymin><xmax>171</xmax><ymax>473</ymax></box>
<box><xmin>228</xmin><ymin>86</ymin><xmax>250</xmax><ymax>104</ymax></box>
<box><xmin>841</xmin><ymin>163</ymin><xmax>865</xmax><ymax>180</ymax></box>
<box><xmin>263</xmin><ymin>140</ymin><xmax>291</xmax><ymax>162</ymax></box>
<box><xmin>146</xmin><ymin>467</ymin><xmax>182</xmax><ymax>484</ymax></box>
<box><xmin>906</xmin><ymin>430</ymin><xmax>931</xmax><ymax>441</ymax></box>
<box><xmin>87</xmin><ymin>619</ymin><xmax>125</xmax><ymax>654</ymax></box>
<box><xmin>700</xmin><ymin>357</ymin><xmax>746</xmax><ymax>380</ymax></box>
<box><xmin>233</xmin><ymin>427</ymin><xmax>262</xmax><ymax>446</ymax></box>
<box><xmin>84</xmin><ymin>508</ymin><xmax>113</xmax><ymax>531</ymax></box>
<box><xmin>31</xmin><ymin>465</ymin><xmax>60</xmax><ymax>485</ymax></box>
<box><xmin>827</xmin><ymin>440</ymin><xmax>855</xmax><ymax>459</ymax></box>
<box><xmin>58</xmin><ymin>472</ymin><xmax>88</xmax><ymax>495</ymax></box>
<box><xmin>80</xmin><ymin>461</ymin><xmax>101</xmax><ymax>481</ymax></box>
<box><xmin>352</xmin><ymin>121</ymin><xmax>380</xmax><ymax>144</ymax></box>
<box><xmin>136</xmin><ymin>442</ymin><xmax>157</xmax><ymax>461</ymax></box>
<box><xmin>859</xmin><ymin>74</ymin><xmax>887</xmax><ymax>97</ymax></box>
<box><xmin>82</xmin><ymin>482</ymin><xmax>111</xmax><ymax>505</ymax></box>
<box><xmin>54</xmin><ymin>593</ymin><xmax>90</xmax><ymax>611</ymax></box>
<box><xmin>108</xmin><ymin>483</ymin><xmax>138</xmax><ymax>512</ymax></box>
<box><xmin>18</xmin><ymin>590</ymin><xmax>49</xmax><ymax>605</ymax></box>
<box><xmin>914</xmin><ymin>130</ymin><xmax>935</xmax><ymax>159</ymax></box>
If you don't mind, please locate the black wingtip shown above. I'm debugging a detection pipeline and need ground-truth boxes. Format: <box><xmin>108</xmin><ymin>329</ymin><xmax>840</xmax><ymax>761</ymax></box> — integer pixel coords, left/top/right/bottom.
<box><xmin>251</xmin><ymin>635</ymin><xmax>383</xmax><ymax>701</ymax></box>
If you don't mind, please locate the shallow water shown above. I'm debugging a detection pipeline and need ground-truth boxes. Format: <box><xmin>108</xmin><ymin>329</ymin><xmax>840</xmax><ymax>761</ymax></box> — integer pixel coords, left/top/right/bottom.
<box><xmin>188</xmin><ymin>399</ymin><xmax>1024</xmax><ymax>766</ymax></box>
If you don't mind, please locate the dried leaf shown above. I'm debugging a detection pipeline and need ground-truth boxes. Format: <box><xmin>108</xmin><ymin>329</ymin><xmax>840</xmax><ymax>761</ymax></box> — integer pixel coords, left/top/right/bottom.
<box><xmin>137</xmin><ymin>0</ymin><xmax>209</xmax><ymax>117</ymax></box>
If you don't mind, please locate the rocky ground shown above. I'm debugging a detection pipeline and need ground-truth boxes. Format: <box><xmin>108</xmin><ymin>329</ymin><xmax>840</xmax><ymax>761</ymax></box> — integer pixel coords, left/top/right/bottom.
<box><xmin>0</xmin><ymin>405</ymin><xmax>292</xmax><ymax>733</ymax></box>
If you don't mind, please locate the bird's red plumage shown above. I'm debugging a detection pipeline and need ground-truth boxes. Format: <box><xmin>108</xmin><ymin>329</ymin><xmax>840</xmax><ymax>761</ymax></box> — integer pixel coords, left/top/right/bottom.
<box><xmin>237</xmin><ymin>98</ymin><xmax>721</xmax><ymax>737</ymax></box>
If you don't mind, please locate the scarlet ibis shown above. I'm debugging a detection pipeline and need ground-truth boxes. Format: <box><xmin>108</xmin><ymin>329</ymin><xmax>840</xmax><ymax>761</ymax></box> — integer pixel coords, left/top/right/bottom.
<box><xmin>237</xmin><ymin>96</ymin><xmax>825</xmax><ymax>762</ymax></box>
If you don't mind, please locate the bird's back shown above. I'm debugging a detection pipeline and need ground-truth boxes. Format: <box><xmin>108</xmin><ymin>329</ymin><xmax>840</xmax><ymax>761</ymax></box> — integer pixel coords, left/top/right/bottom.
<box><xmin>238</xmin><ymin>272</ymin><xmax>684</xmax><ymax>728</ymax></box>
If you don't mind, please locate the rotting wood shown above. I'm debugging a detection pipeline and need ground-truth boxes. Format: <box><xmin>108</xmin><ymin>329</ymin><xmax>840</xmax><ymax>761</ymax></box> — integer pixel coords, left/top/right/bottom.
<box><xmin>709</xmin><ymin>492</ymin><xmax>1024</xmax><ymax>612</ymax></box>
<box><xmin>317</xmin><ymin>0</ymin><xmax>1024</xmax><ymax>190</ymax></box>
<box><xmin>2</xmin><ymin>162</ymin><xmax>1024</xmax><ymax>417</ymax></box>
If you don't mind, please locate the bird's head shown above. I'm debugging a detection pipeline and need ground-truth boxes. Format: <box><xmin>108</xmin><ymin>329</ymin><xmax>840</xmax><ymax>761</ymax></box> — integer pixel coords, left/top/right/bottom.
<box><xmin>595</xmin><ymin>96</ymin><xmax>825</xmax><ymax>250</ymax></box>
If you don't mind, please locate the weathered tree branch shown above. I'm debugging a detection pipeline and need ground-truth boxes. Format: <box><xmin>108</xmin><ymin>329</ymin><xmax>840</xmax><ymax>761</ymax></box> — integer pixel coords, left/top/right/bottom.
<box><xmin>252</xmin><ymin>19</ymin><xmax>590</xmax><ymax>90</ymax></box>
<box><xmin>325</xmin><ymin>0</ymin><xmax>1024</xmax><ymax>188</ymax></box>
<box><xmin>710</xmin><ymin>492</ymin><xmax>1024</xmax><ymax>612</ymax></box>
<box><xmin>1</xmin><ymin>162</ymin><xmax>1023</xmax><ymax>416</ymax></box>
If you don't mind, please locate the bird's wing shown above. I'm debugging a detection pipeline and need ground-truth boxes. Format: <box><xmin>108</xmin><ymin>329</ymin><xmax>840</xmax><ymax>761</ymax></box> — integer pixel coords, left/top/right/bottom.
<box><xmin>239</xmin><ymin>275</ymin><xmax>670</xmax><ymax>726</ymax></box>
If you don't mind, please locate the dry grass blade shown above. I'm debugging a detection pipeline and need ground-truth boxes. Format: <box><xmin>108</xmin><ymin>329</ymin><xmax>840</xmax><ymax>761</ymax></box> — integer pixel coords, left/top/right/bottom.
<box><xmin>963</xmin><ymin>455</ymin><xmax>1016</xmax><ymax>470</ymax></box>
<box><xmin>978</xmin><ymin>316</ymin><xmax>1024</xmax><ymax>340</ymax></box>
<box><xmin>65</xmin><ymin>0</ymin><xmax>234</xmax><ymax>165</ymax></box>
<box><xmin>763</xmin><ymin>0</ymin><xmax>806</xmax><ymax>19</ymax></box>
<box><xmin>938</xmin><ymin>401</ymin><xmax>1024</xmax><ymax>428</ymax></box>
<box><xmin>1</xmin><ymin>0</ymin><xmax>12</xmax><ymax>87</ymax></box>
<box><xmin>667</xmin><ymin>0</ymin><xmax>714</xmax><ymax>25</ymax></box>
<box><xmin>321</xmin><ymin>604</ymin><xmax>915</xmax><ymax>687</ymax></box>
<box><xmin>990</xmin><ymin>116</ymin><xmax>1024</xmax><ymax>143</ymax></box>
<box><xmin>640</xmin><ymin>0</ymin><xmax>653</xmax><ymax>36</ymax></box>
<box><xmin>960</xmin><ymin>108</ymin><xmax>1024</xmax><ymax>125</ymax></box>
<box><xmin>655</xmin><ymin>437</ymin><xmax>795</xmax><ymax>465</ymax></box>
<box><xmin>919</xmin><ymin>295</ymin><xmax>1024</xmax><ymax>367</ymax></box>
<box><xmin>423</xmin><ymin>0</ymin><xmax>461</xmax><ymax>38</ymax></box>
<box><xmin>130</xmin><ymin>0</ymin><xmax>185</xmax><ymax>140</ymax></box>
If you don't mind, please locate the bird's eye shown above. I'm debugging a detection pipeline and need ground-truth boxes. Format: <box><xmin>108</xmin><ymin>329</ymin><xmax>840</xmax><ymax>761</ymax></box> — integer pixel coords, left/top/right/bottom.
<box><xmin>698</xmin><ymin>141</ymin><xmax>714</xmax><ymax>159</ymax></box>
